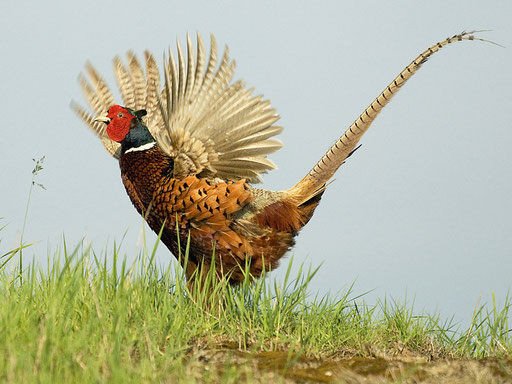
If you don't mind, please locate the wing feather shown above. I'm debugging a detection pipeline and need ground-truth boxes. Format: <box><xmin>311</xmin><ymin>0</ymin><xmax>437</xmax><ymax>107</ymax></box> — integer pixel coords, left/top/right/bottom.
<box><xmin>191</xmin><ymin>33</ymin><xmax>206</xmax><ymax>102</ymax></box>
<box><xmin>78</xmin><ymin>76</ymin><xmax>104</xmax><ymax>115</ymax></box>
<box><xmin>85</xmin><ymin>63</ymin><xmax>115</xmax><ymax>109</ymax></box>
<box><xmin>128</xmin><ymin>52</ymin><xmax>146</xmax><ymax>111</ymax></box>
<box><xmin>113</xmin><ymin>57</ymin><xmax>136</xmax><ymax>108</ymax></box>
<box><xmin>176</xmin><ymin>39</ymin><xmax>186</xmax><ymax>101</ymax></box>
<box><xmin>144</xmin><ymin>51</ymin><xmax>161</xmax><ymax>122</ymax></box>
<box><xmin>184</xmin><ymin>34</ymin><xmax>195</xmax><ymax>101</ymax></box>
<box><xmin>73</xmin><ymin>34</ymin><xmax>282</xmax><ymax>183</ymax></box>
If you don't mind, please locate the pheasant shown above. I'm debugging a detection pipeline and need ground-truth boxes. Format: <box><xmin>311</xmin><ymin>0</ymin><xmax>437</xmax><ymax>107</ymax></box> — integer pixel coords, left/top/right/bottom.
<box><xmin>73</xmin><ymin>32</ymin><xmax>485</xmax><ymax>284</ymax></box>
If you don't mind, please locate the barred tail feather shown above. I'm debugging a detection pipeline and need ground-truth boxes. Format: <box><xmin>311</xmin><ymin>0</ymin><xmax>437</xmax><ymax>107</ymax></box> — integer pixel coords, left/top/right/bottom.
<box><xmin>288</xmin><ymin>31</ymin><xmax>489</xmax><ymax>203</ymax></box>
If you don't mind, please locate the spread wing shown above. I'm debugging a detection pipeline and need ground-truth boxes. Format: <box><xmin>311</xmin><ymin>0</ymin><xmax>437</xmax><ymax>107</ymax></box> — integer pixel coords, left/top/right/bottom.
<box><xmin>72</xmin><ymin>33</ymin><xmax>283</xmax><ymax>183</ymax></box>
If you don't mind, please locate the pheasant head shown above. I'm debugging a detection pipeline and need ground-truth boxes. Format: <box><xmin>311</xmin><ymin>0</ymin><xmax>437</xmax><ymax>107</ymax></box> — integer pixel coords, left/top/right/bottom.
<box><xmin>95</xmin><ymin>105</ymin><xmax>155</xmax><ymax>154</ymax></box>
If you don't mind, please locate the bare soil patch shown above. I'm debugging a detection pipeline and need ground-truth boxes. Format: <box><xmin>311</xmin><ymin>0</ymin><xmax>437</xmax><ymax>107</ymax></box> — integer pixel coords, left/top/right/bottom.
<box><xmin>186</xmin><ymin>345</ymin><xmax>512</xmax><ymax>383</ymax></box>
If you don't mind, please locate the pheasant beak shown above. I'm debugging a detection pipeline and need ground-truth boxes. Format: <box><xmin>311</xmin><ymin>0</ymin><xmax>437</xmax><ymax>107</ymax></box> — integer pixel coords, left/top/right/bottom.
<box><xmin>94</xmin><ymin>112</ymin><xmax>111</xmax><ymax>124</ymax></box>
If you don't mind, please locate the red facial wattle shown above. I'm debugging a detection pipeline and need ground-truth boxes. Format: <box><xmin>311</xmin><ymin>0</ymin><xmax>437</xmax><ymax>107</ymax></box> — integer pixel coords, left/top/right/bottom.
<box><xmin>105</xmin><ymin>105</ymin><xmax>135</xmax><ymax>142</ymax></box>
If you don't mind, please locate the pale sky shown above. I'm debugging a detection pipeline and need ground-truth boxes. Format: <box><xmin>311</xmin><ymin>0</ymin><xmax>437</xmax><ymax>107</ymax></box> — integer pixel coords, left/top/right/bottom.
<box><xmin>1</xmin><ymin>1</ymin><xmax>511</xmax><ymax>329</ymax></box>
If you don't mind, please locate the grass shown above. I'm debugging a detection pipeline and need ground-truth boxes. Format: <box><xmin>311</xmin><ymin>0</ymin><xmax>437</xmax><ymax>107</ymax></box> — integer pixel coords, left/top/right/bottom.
<box><xmin>0</xmin><ymin>225</ymin><xmax>511</xmax><ymax>383</ymax></box>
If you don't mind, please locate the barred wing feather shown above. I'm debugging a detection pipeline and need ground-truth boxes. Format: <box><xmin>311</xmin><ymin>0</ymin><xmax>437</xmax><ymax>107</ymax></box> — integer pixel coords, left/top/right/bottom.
<box><xmin>72</xmin><ymin>33</ymin><xmax>283</xmax><ymax>183</ymax></box>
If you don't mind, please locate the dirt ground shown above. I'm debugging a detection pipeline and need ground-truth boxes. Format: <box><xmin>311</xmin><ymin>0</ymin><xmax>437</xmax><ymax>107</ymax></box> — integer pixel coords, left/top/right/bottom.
<box><xmin>186</xmin><ymin>344</ymin><xmax>512</xmax><ymax>383</ymax></box>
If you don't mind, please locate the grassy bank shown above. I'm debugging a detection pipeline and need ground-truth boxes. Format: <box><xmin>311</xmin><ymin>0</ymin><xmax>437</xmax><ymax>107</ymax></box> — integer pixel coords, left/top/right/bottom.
<box><xmin>0</xmin><ymin>235</ymin><xmax>511</xmax><ymax>383</ymax></box>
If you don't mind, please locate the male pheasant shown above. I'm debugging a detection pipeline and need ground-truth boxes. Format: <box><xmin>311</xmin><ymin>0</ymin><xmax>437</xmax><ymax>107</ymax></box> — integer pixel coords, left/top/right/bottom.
<box><xmin>73</xmin><ymin>32</ymin><xmax>484</xmax><ymax>284</ymax></box>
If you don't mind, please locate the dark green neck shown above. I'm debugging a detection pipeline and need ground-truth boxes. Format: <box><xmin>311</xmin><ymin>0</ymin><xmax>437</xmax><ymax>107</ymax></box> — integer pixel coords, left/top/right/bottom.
<box><xmin>121</xmin><ymin>119</ymin><xmax>156</xmax><ymax>154</ymax></box>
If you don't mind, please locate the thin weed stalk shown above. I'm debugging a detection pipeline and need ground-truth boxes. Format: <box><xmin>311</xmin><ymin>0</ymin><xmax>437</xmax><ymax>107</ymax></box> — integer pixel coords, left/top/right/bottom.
<box><xmin>17</xmin><ymin>156</ymin><xmax>46</xmax><ymax>283</ymax></box>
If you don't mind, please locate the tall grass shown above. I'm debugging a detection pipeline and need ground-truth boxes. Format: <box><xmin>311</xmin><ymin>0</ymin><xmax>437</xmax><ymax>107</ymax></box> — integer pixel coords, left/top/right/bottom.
<box><xmin>0</xmin><ymin>227</ymin><xmax>510</xmax><ymax>382</ymax></box>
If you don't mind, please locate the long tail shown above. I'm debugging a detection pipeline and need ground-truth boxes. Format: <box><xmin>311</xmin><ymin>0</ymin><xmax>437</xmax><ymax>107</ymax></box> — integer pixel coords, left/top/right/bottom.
<box><xmin>288</xmin><ymin>31</ymin><xmax>489</xmax><ymax>204</ymax></box>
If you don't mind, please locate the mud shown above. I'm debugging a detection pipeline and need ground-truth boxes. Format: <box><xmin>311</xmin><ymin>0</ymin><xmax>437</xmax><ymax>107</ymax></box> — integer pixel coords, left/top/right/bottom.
<box><xmin>187</xmin><ymin>345</ymin><xmax>512</xmax><ymax>383</ymax></box>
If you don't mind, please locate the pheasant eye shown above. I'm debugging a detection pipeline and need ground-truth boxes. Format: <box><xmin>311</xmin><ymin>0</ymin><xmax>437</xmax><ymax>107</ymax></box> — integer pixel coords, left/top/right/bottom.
<box><xmin>117</xmin><ymin>112</ymin><xmax>124</xmax><ymax>118</ymax></box>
